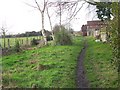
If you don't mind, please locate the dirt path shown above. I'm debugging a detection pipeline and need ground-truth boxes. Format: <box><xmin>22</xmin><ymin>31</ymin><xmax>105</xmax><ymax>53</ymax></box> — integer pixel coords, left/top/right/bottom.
<box><xmin>76</xmin><ymin>40</ymin><xmax>89</xmax><ymax>88</ymax></box>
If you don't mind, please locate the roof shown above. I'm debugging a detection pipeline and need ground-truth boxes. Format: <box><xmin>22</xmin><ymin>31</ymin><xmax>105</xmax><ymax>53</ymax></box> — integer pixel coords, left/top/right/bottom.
<box><xmin>87</xmin><ymin>20</ymin><xmax>107</xmax><ymax>29</ymax></box>
<box><xmin>87</xmin><ymin>20</ymin><xmax>104</xmax><ymax>26</ymax></box>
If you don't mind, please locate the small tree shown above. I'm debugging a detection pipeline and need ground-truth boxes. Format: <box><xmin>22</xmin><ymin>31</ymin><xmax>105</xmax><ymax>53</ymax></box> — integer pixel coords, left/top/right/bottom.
<box><xmin>25</xmin><ymin>0</ymin><xmax>48</xmax><ymax>45</ymax></box>
<box><xmin>53</xmin><ymin>25</ymin><xmax>72</xmax><ymax>45</ymax></box>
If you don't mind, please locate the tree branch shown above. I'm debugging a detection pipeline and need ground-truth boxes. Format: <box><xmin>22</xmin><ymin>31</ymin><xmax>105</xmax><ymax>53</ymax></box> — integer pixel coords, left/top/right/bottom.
<box><xmin>68</xmin><ymin>2</ymin><xmax>78</xmax><ymax>20</ymax></box>
<box><xmin>84</xmin><ymin>0</ymin><xmax>96</xmax><ymax>5</ymax></box>
<box><xmin>43</xmin><ymin>0</ymin><xmax>49</xmax><ymax>12</ymax></box>
<box><xmin>68</xmin><ymin>1</ymin><xmax>86</xmax><ymax>23</ymax></box>
<box><xmin>23</xmin><ymin>2</ymin><xmax>39</xmax><ymax>10</ymax></box>
<box><xmin>34</xmin><ymin>0</ymin><xmax>42</xmax><ymax>13</ymax></box>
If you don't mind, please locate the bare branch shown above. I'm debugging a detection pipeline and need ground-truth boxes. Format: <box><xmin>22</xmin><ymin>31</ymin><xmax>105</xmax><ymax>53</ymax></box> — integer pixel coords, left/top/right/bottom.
<box><xmin>92</xmin><ymin>13</ymin><xmax>97</xmax><ymax>20</ymax></box>
<box><xmin>86</xmin><ymin>7</ymin><xmax>96</xmax><ymax>16</ymax></box>
<box><xmin>67</xmin><ymin>2</ymin><xmax>77</xmax><ymax>11</ymax></box>
<box><xmin>34</xmin><ymin>0</ymin><xmax>42</xmax><ymax>12</ymax></box>
<box><xmin>67</xmin><ymin>1</ymin><xmax>86</xmax><ymax>23</ymax></box>
<box><xmin>73</xmin><ymin>2</ymin><xmax>86</xmax><ymax>18</ymax></box>
<box><xmin>43</xmin><ymin>0</ymin><xmax>49</xmax><ymax>12</ymax></box>
<box><xmin>68</xmin><ymin>2</ymin><xmax>78</xmax><ymax>20</ymax></box>
<box><xmin>23</xmin><ymin>2</ymin><xmax>39</xmax><ymax>10</ymax></box>
<box><xmin>84</xmin><ymin>0</ymin><xmax>96</xmax><ymax>5</ymax></box>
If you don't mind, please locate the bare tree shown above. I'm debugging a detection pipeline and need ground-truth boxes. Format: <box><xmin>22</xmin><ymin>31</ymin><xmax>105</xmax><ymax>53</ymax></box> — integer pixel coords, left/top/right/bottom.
<box><xmin>57</xmin><ymin>0</ymin><xmax>62</xmax><ymax>29</ymax></box>
<box><xmin>45</xmin><ymin>0</ymin><xmax>71</xmax><ymax>40</ymax></box>
<box><xmin>46</xmin><ymin>0</ymin><xmax>75</xmax><ymax>30</ymax></box>
<box><xmin>25</xmin><ymin>0</ymin><xmax>93</xmax><ymax>44</ymax></box>
<box><xmin>50</xmin><ymin>0</ymin><xmax>86</xmax><ymax>28</ymax></box>
<box><xmin>47</xmin><ymin>0</ymin><xmax>64</xmax><ymax>31</ymax></box>
<box><xmin>25</xmin><ymin>0</ymin><xmax>48</xmax><ymax>45</ymax></box>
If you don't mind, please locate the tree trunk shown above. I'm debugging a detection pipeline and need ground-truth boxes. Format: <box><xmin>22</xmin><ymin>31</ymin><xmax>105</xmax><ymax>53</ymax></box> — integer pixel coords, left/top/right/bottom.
<box><xmin>59</xmin><ymin>2</ymin><xmax>62</xmax><ymax>31</ymax></box>
<box><xmin>51</xmin><ymin>28</ymin><xmax>55</xmax><ymax>41</ymax></box>
<box><xmin>41</xmin><ymin>12</ymin><xmax>47</xmax><ymax>45</ymax></box>
<box><xmin>46</xmin><ymin>8</ymin><xmax>55</xmax><ymax>41</ymax></box>
<box><xmin>49</xmin><ymin>19</ymin><xmax>55</xmax><ymax>41</ymax></box>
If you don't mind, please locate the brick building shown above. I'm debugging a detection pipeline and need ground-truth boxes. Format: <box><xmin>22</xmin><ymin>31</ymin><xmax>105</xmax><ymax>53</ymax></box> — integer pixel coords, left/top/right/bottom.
<box><xmin>81</xmin><ymin>20</ymin><xmax>107</xmax><ymax>37</ymax></box>
<box><xmin>87</xmin><ymin>20</ymin><xmax>106</xmax><ymax>37</ymax></box>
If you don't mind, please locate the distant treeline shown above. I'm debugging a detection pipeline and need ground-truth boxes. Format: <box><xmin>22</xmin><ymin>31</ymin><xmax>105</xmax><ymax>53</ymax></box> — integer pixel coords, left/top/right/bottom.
<box><xmin>0</xmin><ymin>30</ymin><xmax>52</xmax><ymax>38</ymax></box>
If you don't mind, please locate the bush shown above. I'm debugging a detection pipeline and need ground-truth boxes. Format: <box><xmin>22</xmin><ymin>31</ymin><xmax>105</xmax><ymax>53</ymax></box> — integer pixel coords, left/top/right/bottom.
<box><xmin>14</xmin><ymin>40</ymin><xmax>21</xmax><ymax>52</ymax></box>
<box><xmin>46</xmin><ymin>36</ymin><xmax>53</xmax><ymax>41</ymax></box>
<box><xmin>54</xmin><ymin>25</ymin><xmax>72</xmax><ymax>45</ymax></box>
<box><xmin>31</xmin><ymin>38</ymin><xmax>39</xmax><ymax>45</ymax></box>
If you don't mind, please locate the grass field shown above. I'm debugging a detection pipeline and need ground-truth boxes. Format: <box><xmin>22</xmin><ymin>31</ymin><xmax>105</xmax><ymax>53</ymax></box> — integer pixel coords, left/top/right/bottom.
<box><xmin>1</xmin><ymin>36</ymin><xmax>84</xmax><ymax>88</ymax></box>
<box><xmin>0</xmin><ymin>36</ymin><xmax>41</xmax><ymax>48</ymax></box>
<box><xmin>1</xmin><ymin>36</ymin><xmax>118</xmax><ymax>88</ymax></box>
<box><xmin>84</xmin><ymin>37</ymin><xmax>118</xmax><ymax>88</ymax></box>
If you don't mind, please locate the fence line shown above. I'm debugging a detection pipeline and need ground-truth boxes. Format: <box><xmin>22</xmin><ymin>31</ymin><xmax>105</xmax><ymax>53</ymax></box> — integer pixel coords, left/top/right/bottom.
<box><xmin>0</xmin><ymin>36</ymin><xmax>41</xmax><ymax>49</ymax></box>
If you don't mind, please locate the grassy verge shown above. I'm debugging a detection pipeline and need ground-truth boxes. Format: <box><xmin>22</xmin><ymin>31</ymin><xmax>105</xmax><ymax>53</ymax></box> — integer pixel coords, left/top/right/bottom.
<box><xmin>84</xmin><ymin>37</ymin><xmax>118</xmax><ymax>88</ymax></box>
<box><xmin>1</xmin><ymin>36</ymin><xmax>83</xmax><ymax>88</ymax></box>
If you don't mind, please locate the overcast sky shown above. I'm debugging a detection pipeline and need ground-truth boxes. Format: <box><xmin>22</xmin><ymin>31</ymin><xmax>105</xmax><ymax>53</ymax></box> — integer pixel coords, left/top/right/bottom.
<box><xmin>0</xmin><ymin>0</ymin><xmax>99</xmax><ymax>35</ymax></box>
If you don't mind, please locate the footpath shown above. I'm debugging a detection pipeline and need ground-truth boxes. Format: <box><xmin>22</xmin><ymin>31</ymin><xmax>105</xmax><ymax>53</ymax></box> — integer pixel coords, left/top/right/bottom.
<box><xmin>76</xmin><ymin>40</ymin><xmax>89</xmax><ymax>88</ymax></box>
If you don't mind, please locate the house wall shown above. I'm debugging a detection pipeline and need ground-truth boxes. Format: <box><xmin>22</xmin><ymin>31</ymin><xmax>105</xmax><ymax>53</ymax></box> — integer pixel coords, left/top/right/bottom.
<box><xmin>101</xmin><ymin>32</ymin><xmax>107</xmax><ymax>42</ymax></box>
<box><xmin>81</xmin><ymin>20</ymin><xmax>107</xmax><ymax>39</ymax></box>
<box><xmin>86</xmin><ymin>20</ymin><xmax>107</xmax><ymax>37</ymax></box>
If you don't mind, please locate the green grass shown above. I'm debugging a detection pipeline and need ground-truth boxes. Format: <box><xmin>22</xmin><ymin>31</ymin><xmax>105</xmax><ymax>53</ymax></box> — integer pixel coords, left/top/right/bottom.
<box><xmin>84</xmin><ymin>37</ymin><xmax>118</xmax><ymax>88</ymax></box>
<box><xmin>0</xmin><ymin>36</ymin><xmax>41</xmax><ymax>48</ymax></box>
<box><xmin>1</xmin><ymin>36</ymin><xmax>84</xmax><ymax>88</ymax></box>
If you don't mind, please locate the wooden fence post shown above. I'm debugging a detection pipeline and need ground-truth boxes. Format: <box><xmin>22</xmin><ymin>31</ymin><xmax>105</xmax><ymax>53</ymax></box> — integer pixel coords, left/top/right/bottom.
<box><xmin>15</xmin><ymin>37</ymin><xmax>17</xmax><ymax>46</ymax></box>
<box><xmin>20</xmin><ymin>39</ymin><xmax>21</xmax><ymax>45</ymax></box>
<box><xmin>26</xmin><ymin>37</ymin><xmax>28</xmax><ymax>45</ymax></box>
<box><xmin>22</xmin><ymin>39</ymin><xmax>23</xmax><ymax>44</ymax></box>
<box><xmin>8</xmin><ymin>39</ymin><xmax>10</xmax><ymax>48</ymax></box>
<box><xmin>3</xmin><ymin>37</ymin><xmax>6</xmax><ymax>48</ymax></box>
<box><xmin>30</xmin><ymin>38</ymin><xmax>33</xmax><ymax>45</ymax></box>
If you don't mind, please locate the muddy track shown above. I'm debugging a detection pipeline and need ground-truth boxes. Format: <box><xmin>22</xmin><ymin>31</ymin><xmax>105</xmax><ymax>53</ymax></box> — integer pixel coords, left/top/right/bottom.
<box><xmin>76</xmin><ymin>40</ymin><xmax>89</xmax><ymax>88</ymax></box>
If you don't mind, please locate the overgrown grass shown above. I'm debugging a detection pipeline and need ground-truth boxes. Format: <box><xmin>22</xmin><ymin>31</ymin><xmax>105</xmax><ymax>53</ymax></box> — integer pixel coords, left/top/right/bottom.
<box><xmin>84</xmin><ymin>37</ymin><xmax>118</xmax><ymax>88</ymax></box>
<box><xmin>1</xmin><ymin>36</ymin><xmax>84</xmax><ymax>88</ymax></box>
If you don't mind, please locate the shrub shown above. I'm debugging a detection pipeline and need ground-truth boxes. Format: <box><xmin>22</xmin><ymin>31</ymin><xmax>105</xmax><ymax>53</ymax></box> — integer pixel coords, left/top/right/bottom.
<box><xmin>46</xmin><ymin>36</ymin><xmax>53</xmax><ymax>41</ymax></box>
<box><xmin>31</xmin><ymin>38</ymin><xmax>39</xmax><ymax>46</ymax></box>
<box><xmin>14</xmin><ymin>40</ymin><xmax>21</xmax><ymax>52</ymax></box>
<box><xmin>53</xmin><ymin>25</ymin><xmax>72</xmax><ymax>45</ymax></box>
